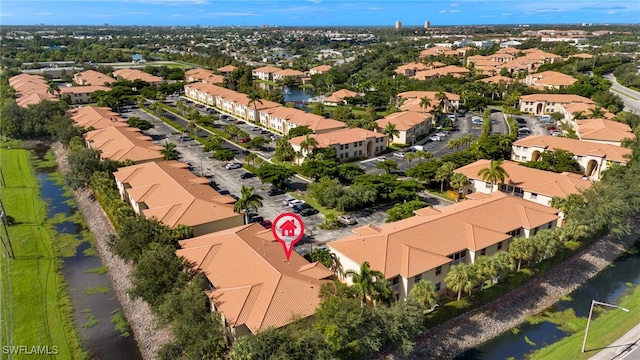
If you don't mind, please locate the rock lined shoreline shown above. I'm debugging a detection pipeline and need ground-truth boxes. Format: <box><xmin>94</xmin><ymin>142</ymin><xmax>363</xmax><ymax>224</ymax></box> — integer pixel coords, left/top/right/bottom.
<box><xmin>51</xmin><ymin>143</ymin><xmax>171</xmax><ymax>360</ymax></box>
<box><xmin>376</xmin><ymin>226</ymin><xmax>639</xmax><ymax>359</ymax></box>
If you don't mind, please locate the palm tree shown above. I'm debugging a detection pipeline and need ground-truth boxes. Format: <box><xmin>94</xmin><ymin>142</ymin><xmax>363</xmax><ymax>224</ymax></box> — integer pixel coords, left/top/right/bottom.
<box><xmin>435</xmin><ymin>91</ymin><xmax>449</xmax><ymax>112</ymax></box>
<box><xmin>450</xmin><ymin>172</ymin><xmax>468</xmax><ymax>195</ymax></box>
<box><xmin>416</xmin><ymin>150</ymin><xmax>433</xmax><ymax>163</ymax></box>
<box><xmin>247</xmin><ymin>92</ymin><xmax>263</xmax><ymax>123</ymax></box>
<box><xmin>435</xmin><ymin>161</ymin><xmax>456</xmax><ymax>192</ymax></box>
<box><xmin>233</xmin><ymin>185</ymin><xmax>264</xmax><ymax>224</ymax></box>
<box><xmin>404</xmin><ymin>152</ymin><xmax>418</xmax><ymax>163</ymax></box>
<box><xmin>493</xmin><ymin>251</ymin><xmax>515</xmax><ymax>282</ymax></box>
<box><xmin>474</xmin><ymin>256</ymin><xmax>498</xmax><ymax>289</ymax></box>
<box><xmin>47</xmin><ymin>80</ymin><xmax>61</xmax><ymax>98</ymax></box>
<box><xmin>300</xmin><ymin>134</ymin><xmax>318</xmax><ymax>155</ymax></box>
<box><xmin>376</xmin><ymin>159</ymin><xmax>398</xmax><ymax>174</ymax></box>
<box><xmin>572</xmin><ymin>111</ymin><xmax>587</xmax><ymax>120</ymax></box>
<box><xmin>150</xmin><ymin>101</ymin><xmax>164</xmax><ymax>117</ymax></box>
<box><xmin>589</xmin><ymin>106</ymin><xmax>605</xmax><ymax>119</ymax></box>
<box><xmin>409</xmin><ymin>280</ymin><xmax>439</xmax><ymax>310</ymax></box>
<box><xmin>419</xmin><ymin>96</ymin><xmax>432</xmax><ymax>114</ymax></box>
<box><xmin>161</xmin><ymin>142</ymin><xmax>180</xmax><ymax>160</ymax></box>
<box><xmin>508</xmin><ymin>236</ymin><xmax>536</xmax><ymax>271</ymax></box>
<box><xmin>244</xmin><ymin>152</ymin><xmax>257</xmax><ymax>166</ymax></box>
<box><xmin>343</xmin><ymin>261</ymin><xmax>390</xmax><ymax>307</ymax></box>
<box><xmin>445</xmin><ymin>263</ymin><xmax>469</xmax><ymax>301</ymax></box>
<box><xmin>477</xmin><ymin>159</ymin><xmax>509</xmax><ymax>190</ymax></box>
<box><xmin>382</xmin><ymin>123</ymin><xmax>400</xmax><ymax>147</ymax></box>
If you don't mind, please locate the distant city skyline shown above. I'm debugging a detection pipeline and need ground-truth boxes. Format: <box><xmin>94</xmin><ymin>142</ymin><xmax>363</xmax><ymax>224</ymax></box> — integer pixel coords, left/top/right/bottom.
<box><xmin>1</xmin><ymin>0</ymin><xmax>639</xmax><ymax>27</ymax></box>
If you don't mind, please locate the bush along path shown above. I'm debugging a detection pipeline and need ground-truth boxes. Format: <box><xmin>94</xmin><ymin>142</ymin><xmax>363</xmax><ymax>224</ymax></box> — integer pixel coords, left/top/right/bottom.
<box><xmin>51</xmin><ymin>143</ymin><xmax>172</xmax><ymax>359</ymax></box>
<box><xmin>373</xmin><ymin>223</ymin><xmax>640</xmax><ymax>359</ymax></box>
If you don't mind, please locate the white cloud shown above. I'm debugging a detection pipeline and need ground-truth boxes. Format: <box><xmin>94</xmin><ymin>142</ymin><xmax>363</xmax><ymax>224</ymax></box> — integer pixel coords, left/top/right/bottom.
<box><xmin>0</xmin><ymin>12</ymin><xmax>14</xmax><ymax>17</ymax></box>
<box><xmin>439</xmin><ymin>10</ymin><xmax>447</xmax><ymax>13</ymax></box>
<box><xmin>607</xmin><ymin>11</ymin><xmax>618</xmax><ymax>14</ymax></box>
<box><xmin>501</xmin><ymin>13</ymin><xmax>513</xmax><ymax>16</ymax></box>
<box><xmin>367</xmin><ymin>7</ymin><xmax>381</xmax><ymax>10</ymax></box>
<box><xmin>450</xmin><ymin>9</ymin><xmax>460</xmax><ymax>13</ymax></box>
<box><xmin>36</xmin><ymin>12</ymin><xmax>52</xmax><ymax>15</ymax></box>
<box><xmin>450</xmin><ymin>3</ymin><xmax>459</xmax><ymax>6</ymax></box>
<box><xmin>536</xmin><ymin>8</ymin><xmax>562</xmax><ymax>13</ymax></box>
<box><xmin>308</xmin><ymin>0</ymin><xmax>322</xmax><ymax>3</ymax></box>
<box><xmin>125</xmin><ymin>12</ymin><xmax>150</xmax><ymax>15</ymax></box>
<box><xmin>481</xmin><ymin>15</ymin><xmax>496</xmax><ymax>18</ymax></box>
<box><xmin>171</xmin><ymin>14</ymin><xmax>184</xmax><ymax>17</ymax></box>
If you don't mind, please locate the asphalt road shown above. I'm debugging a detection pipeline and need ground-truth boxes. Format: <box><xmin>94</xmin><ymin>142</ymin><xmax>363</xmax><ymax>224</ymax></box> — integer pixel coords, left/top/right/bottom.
<box><xmin>604</xmin><ymin>74</ymin><xmax>640</xmax><ymax>114</ymax></box>
<box><xmin>588</xmin><ymin>322</ymin><xmax>640</xmax><ymax>360</ymax></box>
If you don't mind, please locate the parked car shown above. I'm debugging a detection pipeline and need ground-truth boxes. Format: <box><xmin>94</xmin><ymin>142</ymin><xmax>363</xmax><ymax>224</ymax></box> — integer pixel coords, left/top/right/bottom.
<box><xmin>471</xmin><ymin>116</ymin><xmax>483</xmax><ymax>125</ymax></box>
<box><xmin>270</xmin><ymin>135</ymin><xmax>280</xmax><ymax>141</ymax></box>
<box><xmin>429</xmin><ymin>135</ymin><xmax>441</xmax><ymax>142</ymax></box>
<box><xmin>239</xmin><ymin>137</ymin><xmax>251</xmax><ymax>143</ymax></box>
<box><xmin>282</xmin><ymin>196</ymin><xmax>295</xmax><ymax>206</ymax></box>
<box><xmin>518</xmin><ymin>127</ymin><xmax>530</xmax><ymax>134</ymax></box>
<box><xmin>250</xmin><ymin>126</ymin><xmax>261</xmax><ymax>131</ymax></box>
<box><xmin>446</xmin><ymin>114</ymin><xmax>456</xmax><ymax>120</ymax></box>
<box><xmin>260</xmin><ymin>130</ymin><xmax>269</xmax><ymax>135</ymax></box>
<box><xmin>337</xmin><ymin>215</ymin><xmax>357</xmax><ymax>225</ymax></box>
<box><xmin>235</xmin><ymin>120</ymin><xmax>245</xmax><ymax>125</ymax></box>
<box><xmin>259</xmin><ymin>219</ymin><xmax>272</xmax><ymax>229</ymax></box>
<box><xmin>225</xmin><ymin>162</ymin><xmax>242</xmax><ymax>170</ymax></box>
<box><xmin>240</xmin><ymin>172</ymin><xmax>255</xmax><ymax>179</ymax></box>
<box><xmin>178</xmin><ymin>135</ymin><xmax>192</xmax><ymax>141</ymax></box>
<box><xmin>375</xmin><ymin>156</ymin><xmax>386</xmax><ymax>162</ymax></box>
<box><xmin>220</xmin><ymin>114</ymin><xmax>229</xmax><ymax>120</ymax></box>
<box><xmin>392</xmin><ymin>152</ymin><xmax>405</xmax><ymax>158</ymax></box>
<box><xmin>435</xmin><ymin>131</ymin><xmax>448</xmax><ymax>137</ymax></box>
<box><xmin>300</xmin><ymin>208</ymin><xmax>319</xmax><ymax>217</ymax></box>
<box><xmin>206</xmin><ymin>108</ymin><xmax>216</xmax><ymax>114</ymax></box>
<box><xmin>514</xmin><ymin>117</ymin><xmax>526</xmax><ymax>124</ymax></box>
<box><xmin>288</xmin><ymin>199</ymin><xmax>305</xmax><ymax>208</ymax></box>
<box><xmin>292</xmin><ymin>203</ymin><xmax>311</xmax><ymax>213</ymax></box>
<box><xmin>268</xmin><ymin>188</ymin><xmax>285</xmax><ymax>196</ymax></box>
<box><xmin>539</xmin><ymin>115</ymin><xmax>552</xmax><ymax>123</ymax></box>
<box><xmin>248</xmin><ymin>216</ymin><xmax>264</xmax><ymax>224</ymax></box>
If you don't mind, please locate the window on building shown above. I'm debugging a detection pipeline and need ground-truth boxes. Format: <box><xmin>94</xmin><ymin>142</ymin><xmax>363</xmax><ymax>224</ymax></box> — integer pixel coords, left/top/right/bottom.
<box><xmin>508</xmin><ymin>228</ymin><xmax>522</xmax><ymax>237</ymax></box>
<box><xmin>485</xmin><ymin>182</ymin><xmax>493</xmax><ymax>189</ymax></box>
<box><xmin>480</xmin><ymin>248</ymin><xmax>486</xmax><ymax>256</ymax></box>
<box><xmin>358</xmin><ymin>150</ymin><xmax>363</xmax><ymax>155</ymax></box>
<box><xmin>497</xmin><ymin>241</ymin><xmax>503</xmax><ymax>250</ymax></box>
<box><xmin>435</xmin><ymin>282</ymin><xmax>441</xmax><ymax>291</ymax></box>
<box><xmin>340</xmin><ymin>145</ymin><xmax>344</xmax><ymax>150</ymax></box>
<box><xmin>345</xmin><ymin>144</ymin><xmax>349</xmax><ymax>149</ymax></box>
<box><xmin>353</xmin><ymin>151</ymin><xmax>358</xmax><ymax>157</ymax></box>
<box><xmin>435</xmin><ymin>266</ymin><xmax>442</xmax><ymax>275</ymax></box>
<box><xmin>414</xmin><ymin>274</ymin><xmax>422</xmax><ymax>282</ymax></box>
<box><xmin>531</xmin><ymin>193</ymin><xmax>538</xmax><ymax>200</ymax></box>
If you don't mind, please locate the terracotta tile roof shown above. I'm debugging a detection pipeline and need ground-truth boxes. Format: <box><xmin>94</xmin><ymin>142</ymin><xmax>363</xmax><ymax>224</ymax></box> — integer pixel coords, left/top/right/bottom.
<box><xmin>413</xmin><ymin>65</ymin><xmax>470</xmax><ymax>79</ymax></box>
<box><xmin>329</xmin><ymin>192</ymin><xmax>558</xmax><ymax>279</ymax></box>
<box><xmin>376</xmin><ymin>111</ymin><xmax>431</xmax><ymax>131</ymax></box>
<box><xmin>265</xmin><ymin>106</ymin><xmax>346</xmax><ymax>133</ymax></box>
<box><xmin>309</xmin><ymin>65</ymin><xmax>332</xmax><ymax>73</ymax></box>
<box><xmin>395</xmin><ymin>62</ymin><xmax>430</xmax><ymax>75</ymax></box>
<box><xmin>455</xmin><ymin>159</ymin><xmax>592</xmax><ymax>199</ymax></box>
<box><xmin>563</xmin><ymin>103</ymin><xmax>615</xmax><ymax>119</ymax></box>
<box><xmin>480</xmin><ymin>75</ymin><xmax>515</xmax><ymax>84</ymax></box>
<box><xmin>112</xmin><ymin>68</ymin><xmax>163</xmax><ymax>83</ymax></box>
<box><xmin>84</xmin><ymin>126</ymin><xmax>164</xmax><ymax>163</ymax></box>
<box><xmin>217</xmin><ymin>65</ymin><xmax>237</xmax><ymax>72</ymax></box>
<box><xmin>69</xmin><ymin>106</ymin><xmax>129</xmax><ymax>130</ymax></box>
<box><xmin>324</xmin><ymin>89</ymin><xmax>359</xmax><ymax>103</ymax></box>
<box><xmin>397</xmin><ymin>90</ymin><xmax>460</xmax><ymax>101</ymax></box>
<box><xmin>526</xmin><ymin>71</ymin><xmax>577</xmax><ymax>88</ymax></box>
<box><xmin>16</xmin><ymin>92</ymin><xmax>57</xmax><ymax>107</ymax></box>
<box><xmin>176</xmin><ymin>224</ymin><xmax>332</xmax><ymax>333</ymax></box>
<box><xmin>10</xmin><ymin>73</ymin><xmax>57</xmax><ymax>107</ymax></box>
<box><xmin>513</xmin><ymin>135</ymin><xmax>631</xmax><ymax>163</ymax></box>
<box><xmin>520</xmin><ymin>94</ymin><xmax>593</xmax><ymax>104</ymax></box>
<box><xmin>73</xmin><ymin>70</ymin><xmax>116</xmax><ymax>86</ymax></box>
<box><xmin>185</xmin><ymin>82</ymin><xmax>235</xmax><ymax>97</ymax></box>
<box><xmin>273</xmin><ymin>69</ymin><xmax>305</xmax><ymax>77</ymax></box>
<box><xmin>570</xmin><ymin>53</ymin><xmax>595</xmax><ymax>59</ymax></box>
<box><xmin>59</xmin><ymin>85</ymin><xmax>110</xmax><ymax>95</ymax></box>
<box><xmin>577</xmin><ymin>119</ymin><xmax>635</xmax><ymax>142</ymax></box>
<box><xmin>113</xmin><ymin>161</ymin><xmax>240</xmax><ymax>228</ymax></box>
<box><xmin>289</xmin><ymin>127</ymin><xmax>384</xmax><ymax>147</ymax></box>
<box><xmin>252</xmin><ymin>66</ymin><xmax>282</xmax><ymax>74</ymax></box>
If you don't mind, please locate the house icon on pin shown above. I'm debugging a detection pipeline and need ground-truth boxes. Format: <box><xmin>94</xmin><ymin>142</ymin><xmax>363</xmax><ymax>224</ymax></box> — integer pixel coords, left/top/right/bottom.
<box><xmin>279</xmin><ymin>219</ymin><xmax>297</xmax><ymax>237</ymax></box>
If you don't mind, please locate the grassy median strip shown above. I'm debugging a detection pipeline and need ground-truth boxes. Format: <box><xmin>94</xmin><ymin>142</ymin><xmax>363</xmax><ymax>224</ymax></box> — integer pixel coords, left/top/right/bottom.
<box><xmin>0</xmin><ymin>146</ymin><xmax>87</xmax><ymax>359</ymax></box>
<box><xmin>530</xmin><ymin>284</ymin><xmax>640</xmax><ymax>359</ymax></box>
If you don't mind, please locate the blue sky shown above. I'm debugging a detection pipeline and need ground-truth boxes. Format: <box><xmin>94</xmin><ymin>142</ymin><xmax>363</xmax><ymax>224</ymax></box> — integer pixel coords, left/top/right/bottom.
<box><xmin>1</xmin><ymin>0</ymin><xmax>639</xmax><ymax>27</ymax></box>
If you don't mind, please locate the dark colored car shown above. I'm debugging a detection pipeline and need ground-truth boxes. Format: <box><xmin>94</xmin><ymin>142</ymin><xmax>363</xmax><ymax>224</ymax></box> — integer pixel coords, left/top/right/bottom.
<box><xmin>267</xmin><ymin>188</ymin><xmax>285</xmax><ymax>196</ymax></box>
<box><xmin>235</xmin><ymin>120</ymin><xmax>245</xmax><ymax>125</ymax></box>
<box><xmin>292</xmin><ymin>203</ymin><xmax>311</xmax><ymax>213</ymax></box>
<box><xmin>248</xmin><ymin>216</ymin><xmax>264</xmax><ymax>224</ymax></box>
<box><xmin>239</xmin><ymin>137</ymin><xmax>251</xmax><ymax>143</ymax></box>
<box><xmin>259</xmin><ymin>220</ymin><xmax>273</xmax><ymax>229</ymax></box>
<box><xmin>300</xmin><ymin>208</ymin><xmax>319</xmax><ymax>216</ymax></box>
<box><xmin>240</xmin><ymin>172</ymin><xmax>255</xmax><ymax>179</ymax></box>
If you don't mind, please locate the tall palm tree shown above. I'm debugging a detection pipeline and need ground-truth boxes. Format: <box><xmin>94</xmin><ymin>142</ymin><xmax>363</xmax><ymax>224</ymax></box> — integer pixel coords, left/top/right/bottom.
<box><xmin>477</xmin><ymin>159</ymin><xmax>509</xmax><ymax>190</ymax></box>
<box><xmin>47</xmin><ymin>80</ymin><xmax>61</xmax><ymax>98</ymax></box>
<box><xmin>233</xmin><ymin>185</ymin><xmax>264</xmax><ymax>224</ymax></box>
<box><xmin>445</xmin><ymin>263</ymin><xmax>469</xmax><ymax>301</ymax></box>
<box><xmin>300</xmin><ymin>134</ymin><xmax>318</xmax><ymax>155</ymax></box>
<box><xmin>435</xmin><ymin>161</ymin><xmax>456</xmax><ymax>192</ymax></box>
<box><xmin>150</xmin><ymin>101</ymin><xmax>164</xmax><ymax>117</ymax></box>
<box><xmin>343</xmin><ymin>261</ymin><xmax>390</xmax><ymax>307</ymax></box>
<box><xmin>404</xmin><ymin>152</ymin><xmax>418</xmax><ymax>163</ymax></box>
<box><xmin>381</xmin><ymin>123</ymin><xmax>400</xmax><ymax>146</ymax></box>
<box><xmin>450</xmin><ymin>172</ymin><xmax>468</xmax><ymax>194</ymax></box>
<box><xmin>247</xmin><ymin>92</ymin><xmax>263</xmax><ymax>123</ymax></box>
<box><xmin>474</xmin><ymin>256</ymin><xmax>498</xmax><ymax>289</ymax></box>
<box><xmin>419</xmin><ymin>96</ymin><xmax>432</xmax><ymax>114</ymax></box>
<box><xmin>161</xmin><ymin>142</ymin><xmax>180</xmax><ymax>160</ymax></box>
<box><xmin>508</xmin><ymin>236</ymin><xmax>536</xmax><ymax>271</ymax></box>
<box><xmin>244</xmin><ymin>152</ymin><xmax>257</xmax><ymax>166</ymax></box>
<box><xmin>435</xmin><ymin>91</ymin><xmax>449</xmax><ymax>112</ymax></box>
<box><xmin>589</xmin><ymin>106</ymin><xmax>605</xmax><ymax>119</ymax></box>
<box><xmin>416</xmin><ymin>150</ymin><xmax>433</xmax><ymax>163</ymax></box>
<box><xmin>572</xmin><ymin>111</ymin><xmax>587</xmax><ymax>120</ymax></box>
<box><xmin>409</xmin><ymin>279</ymin><xmax>438</xmax><ymax>310</ymax></box>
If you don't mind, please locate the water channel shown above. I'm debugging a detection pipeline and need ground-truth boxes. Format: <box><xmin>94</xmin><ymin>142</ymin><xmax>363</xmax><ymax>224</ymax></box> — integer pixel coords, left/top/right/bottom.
<box><xmin>37</xmin><ymin>151</ymin><xmax>141</xmax><ymax>360</ymax></box>
<box><xmin>456</xmin><ymin>248</ymin><xmax>640</xmax><ymax>359</ymax></box>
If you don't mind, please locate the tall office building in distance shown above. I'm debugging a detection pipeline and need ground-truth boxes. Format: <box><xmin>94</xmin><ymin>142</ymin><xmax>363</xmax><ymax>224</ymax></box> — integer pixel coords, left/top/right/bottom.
<box><xmin>395</xmin><ymin>21</ymin><xmax>402</xmax><ymax>29</ymax></box>
<box><xmin>424</xmin><ymin>21</ymin><xmax>431</xmax><ymax>28</ymax></box>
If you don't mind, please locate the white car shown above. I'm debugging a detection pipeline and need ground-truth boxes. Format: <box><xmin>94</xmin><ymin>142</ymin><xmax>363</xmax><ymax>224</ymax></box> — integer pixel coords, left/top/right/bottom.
<box><xmin>375</xmin><ymin>156</ymin><xmax>387</xmax><ymax>162</ymax></box>
<box><xmin>337</xmin><ymin>215</ymin><xmax>357</xmax><ymax>225</ymax></box>
<box><xmin>392</xmin><ymin>152</ymin><xmax>405</xmax><ymax>158</ymax></box>
<box><xmin>288</xmin><ymin>199</ymin><xmax>305</xmax><ymax>208</ymax></box>
<box><xmin>429</xmin><ymin>135</ymin><xmax>441</xmax><ymax>142</ymax></box>
<box><xmin>471</xmin><ymin>116</ymin><xmax>483</xmax><ymax>125</ymax></box>
<box><xmin>435</xmin><ymin>131</ymin><xmax>448</xmax><ymax>137</ymax></box>
<box><xmin>225</xmin><ymin>162</ymin><xmax>242</xmax><ymax>170</ymax></box>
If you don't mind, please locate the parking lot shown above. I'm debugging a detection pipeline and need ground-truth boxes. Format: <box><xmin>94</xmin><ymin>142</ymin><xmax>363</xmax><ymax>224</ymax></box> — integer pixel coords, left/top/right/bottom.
<box><xmin>126</xmin><ymin>105</ymin><xmax>452</xmax><ymax>252</ymax></box>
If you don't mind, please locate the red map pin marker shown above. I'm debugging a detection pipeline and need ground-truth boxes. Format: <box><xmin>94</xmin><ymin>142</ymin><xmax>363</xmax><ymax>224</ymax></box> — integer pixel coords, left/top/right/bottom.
<box><xmin>272</xmin><ymin>212</ymin><xmax>305</xmax><ymax>261</ymax></box>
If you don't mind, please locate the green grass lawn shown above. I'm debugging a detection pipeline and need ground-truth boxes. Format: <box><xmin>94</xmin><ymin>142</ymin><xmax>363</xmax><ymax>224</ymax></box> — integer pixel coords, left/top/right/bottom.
<box><xmin>289</xmin><ymin>191</ymin><xmax>342</xmax><ymax>218</ymax></box>
<box><xmin>0</xmin><ymin>146</ymin><xmax>86</xmax><ymax>359</ymax></box>
<box><xmin>530</xmin><ymin>284</ymin><xmax>640</xmax><ymax>359</ymax></box>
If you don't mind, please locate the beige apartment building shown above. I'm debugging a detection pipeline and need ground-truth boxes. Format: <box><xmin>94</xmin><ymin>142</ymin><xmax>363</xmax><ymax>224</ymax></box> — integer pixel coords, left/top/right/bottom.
<box><xmin>69</xmin><ymin>106</ymin><xmax>129</xmax><ymax>130</ymax></box>
<box><xmin>59</xmin><ymin>85</ymin><xmax>110</xmax><ymax>105</ymax></box>
<box><xmin>575</xmin><ymin>119</ymin><xmax>635</xmax><ymax>147</ymax></box>
<box><xmin>519</xmin><ymin>94</ymin><xmax>594</xmax><ymax>115</ymax></box>
<box><xmin>289</xmin><ymin>127</ymin><xmax>386</xmax><ymax>163</ymax></box>
<box><xmin>251</xmin><ymin>65</ymin><xmax>282</xmax><ymax>81</ymax></box>
<box><xmin>112</xmin><ymin>68</ymin><xmax>163</xmax><ymax>86</ymax></box>
<box><xmin>329</xmin><ymin>192</ymin><xmax>559</xmax><ymax>300</ymax></box>
<box><xmin>73</xmin><ymin>70</ymin><xmax>116</xmax><ymax>86</ymax></box>
<box><xmin>84</xmin><ymin>126</ymin><xmax>163</xmax><ymax>164</ymax></box>
<box><xmin>524</xmin><ymin>71</ymin><xmax>578</xmax><ymax>90</ymax></box>
<box><xmin>376</xmin><ymin>111</ymin><xmax>432</xmax><ymax>145</ymax></box>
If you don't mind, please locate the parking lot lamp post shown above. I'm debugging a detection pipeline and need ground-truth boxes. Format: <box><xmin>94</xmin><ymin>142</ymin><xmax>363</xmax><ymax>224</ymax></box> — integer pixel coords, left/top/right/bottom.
<box><xmin>582</xmin><ymin>300</ymin><xmax>629</xmax><ymax>353</ymax></box>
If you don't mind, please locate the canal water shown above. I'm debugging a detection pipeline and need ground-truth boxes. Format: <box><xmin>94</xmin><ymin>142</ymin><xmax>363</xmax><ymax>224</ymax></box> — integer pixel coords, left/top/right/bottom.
<box><xmin>37</xmin><ymin>155</ymin><xmax>141</xmax><ymax>359</ymax></box>
<box><xmin>283</xmin><ymin>86</ymin><xmax>315</xmax><ymax>104</ymax></box>
<box><xmin>456</xmin><ymin>248</ymin><xmax>640</xmax><ymax>359</ymax></box>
